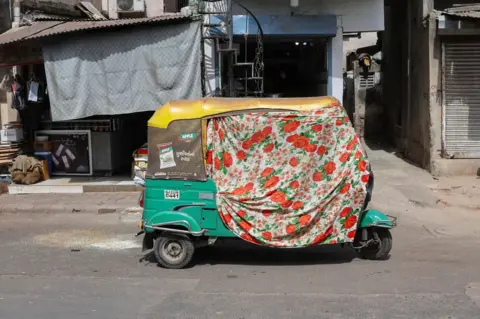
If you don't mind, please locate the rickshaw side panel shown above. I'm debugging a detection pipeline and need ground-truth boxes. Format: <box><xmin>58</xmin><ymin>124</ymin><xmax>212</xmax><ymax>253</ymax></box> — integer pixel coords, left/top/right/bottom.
<box><xmin>145</xmin><ymin>211</ymin><xmax>203</xmax><ymax>233</ymax></box>
<box><xmin>142</xmin><ymin>179</ymin><xmax>235</xmax><ymax>237</ymax></box>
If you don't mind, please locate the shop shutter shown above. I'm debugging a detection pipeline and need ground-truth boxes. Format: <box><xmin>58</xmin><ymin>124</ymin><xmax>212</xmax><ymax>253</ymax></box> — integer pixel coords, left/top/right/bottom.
<box><xmin>444</xmin><ymin>41</ymin><xmax>480</xmax><ymax>158</ymax></box>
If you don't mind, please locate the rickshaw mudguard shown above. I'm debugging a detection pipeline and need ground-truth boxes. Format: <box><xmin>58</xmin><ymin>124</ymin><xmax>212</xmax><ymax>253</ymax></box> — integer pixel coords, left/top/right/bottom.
<box><xmin>144</xmin><ymin>210</ymin><xmax>204</xmax><ymax>235</ymax></box>
<box><xmin>359</xmin><ymin>209</ymin><xmax>396</xmax><ymax>229</ymax></box>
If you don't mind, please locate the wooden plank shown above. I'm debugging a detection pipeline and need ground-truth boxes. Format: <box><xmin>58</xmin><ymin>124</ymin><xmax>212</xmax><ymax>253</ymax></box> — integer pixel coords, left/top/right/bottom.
<box><xmin>0</xmin><ymin>149</ymin><xmax>20</xmax><ymax>153</ymax></box>
<box><xmin>0</xmin><ymin>143</ymin><xmax>22</xmax><ymax>147</ymax></box>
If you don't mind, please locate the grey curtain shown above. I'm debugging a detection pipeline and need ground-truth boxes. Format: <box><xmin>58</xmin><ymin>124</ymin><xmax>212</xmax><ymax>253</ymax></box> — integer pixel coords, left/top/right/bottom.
<box><xmin>43</xmin><ymin>21</ymin><xmax>202</xmax><ymax>121</ymax></box>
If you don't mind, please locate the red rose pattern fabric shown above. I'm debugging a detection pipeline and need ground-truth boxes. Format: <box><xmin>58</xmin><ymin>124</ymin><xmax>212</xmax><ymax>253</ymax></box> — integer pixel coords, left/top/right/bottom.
<box><xmin>205</xmin><ymin>105</ymin><xmax>370</xmax><ymax>247</ymax></box>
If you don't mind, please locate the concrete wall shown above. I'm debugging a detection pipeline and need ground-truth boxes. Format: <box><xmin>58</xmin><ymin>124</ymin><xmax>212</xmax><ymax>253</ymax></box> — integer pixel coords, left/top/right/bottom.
<box><xmin>383</xmin><ymin>0</ymin><xmax>435</xmax><ymax>169</ymax></box>
<box><xmin>381</xmin><ymin>0</ymin><xmax>407</xmax><ymax>146</ymax></box>
<box><xmin>0</xmin><ymin>0</ymin><xmax>10</xmax><ymax>34</ymax></box>
<box><xmin>398</xmin><ymin>0</ymin><xmax>480</xmax><ymax>176</ymax></box>
<box><xmin>383</xmin><ymin>0</ymin><xmax>480</xmax><ymax>176</ymax></box>
<box><xmin>145</xmin><ymin>0</ymin><xmax>164</xmax><ymax>17</ymax></box>
<box><xmin>404</xmin><ymin>0</ymin><xmax>433</xmax><ymax>169</ymax></box>
<box><xmin>428</xmin><ymin>0</ymin><xmax>480</xmax><ymax>176</ymax></box>
<box><xmin>343</xmin><ymin>32</ymin><xmax>377</xmax><ymax>53</ymax></box>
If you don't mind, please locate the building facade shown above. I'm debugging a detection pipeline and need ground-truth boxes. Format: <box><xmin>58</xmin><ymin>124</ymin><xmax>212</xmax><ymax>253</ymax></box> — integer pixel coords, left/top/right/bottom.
<box><xmin>384</xmin><ymin>0</ymin><xmax>480</xmax><ymax>176</ymax></box>
<box><xmin>0</xmin><ymin>1</ymin><xmax>199</xmax><ymax>179</ymax></box>
<box><xmin>203</xmin><ymin>0</ymin><xmax>385</xmax><ymax>103</ymax></box>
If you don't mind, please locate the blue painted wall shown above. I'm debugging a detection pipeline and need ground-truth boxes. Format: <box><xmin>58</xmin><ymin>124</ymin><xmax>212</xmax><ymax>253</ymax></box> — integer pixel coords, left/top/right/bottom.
<box><xmin>211</xmin><ymin>14</ymin><xmax>337</xmax><ymax>37</ymax></box>
<box><xmin>232</xmin><ymin>15</ymin><xmax>337</xmax><ymax>36</ymax></box>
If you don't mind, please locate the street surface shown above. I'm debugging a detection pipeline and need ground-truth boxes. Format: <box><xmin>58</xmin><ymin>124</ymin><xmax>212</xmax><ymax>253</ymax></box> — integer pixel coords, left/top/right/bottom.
<box><xmin>1</xmin><ymin>146</ymin><xmax>480</xmax><ymax>318</ymax></box>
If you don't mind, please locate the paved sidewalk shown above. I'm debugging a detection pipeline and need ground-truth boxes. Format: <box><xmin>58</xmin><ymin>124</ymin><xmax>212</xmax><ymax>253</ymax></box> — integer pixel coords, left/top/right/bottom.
<box><xmin>0</xmin><ymin>192</ymin><xmax>141</xmax><ymax>214</ymax></box>
<box><xmin>365</xmin><ymin>141</ymin><xmax>480</xmax><ymax>238</ymax></box>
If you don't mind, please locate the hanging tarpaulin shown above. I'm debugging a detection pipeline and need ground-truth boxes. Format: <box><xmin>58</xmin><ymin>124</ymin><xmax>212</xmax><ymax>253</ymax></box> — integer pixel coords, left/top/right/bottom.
<box><xmin>206</xmin><ymin>105</ymin><xmax>370</xmax><ymax>247</ymax></box>
<box><xmin>43</xmin><ymin>21</ymin><xmax>202</xmax><ymax>121</ymax></box>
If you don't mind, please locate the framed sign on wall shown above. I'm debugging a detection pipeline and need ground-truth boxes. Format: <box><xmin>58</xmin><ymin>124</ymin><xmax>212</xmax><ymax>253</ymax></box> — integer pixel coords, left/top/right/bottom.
<box><xmin>34</xmin><ymin>130</ymin><xmax>93</xmax><ymax>176</ymax></box>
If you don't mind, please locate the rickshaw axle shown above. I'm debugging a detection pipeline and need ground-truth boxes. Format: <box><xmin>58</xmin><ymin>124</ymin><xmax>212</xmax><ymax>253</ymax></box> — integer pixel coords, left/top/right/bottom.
<box><xmin>351</xmin><ymin>228</ymin><xmax>382</xmax><ymax>249</ymax></box>
<box><xmin>351</xmin><ymin>238</ymin><xmax>380</xmax><ymax>250</ymax></box>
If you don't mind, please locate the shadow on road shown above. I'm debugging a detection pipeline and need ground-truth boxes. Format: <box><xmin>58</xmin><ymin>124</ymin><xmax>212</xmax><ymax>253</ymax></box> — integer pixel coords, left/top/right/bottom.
<box><xmin>140</xmin><ymin>240</ymin><xmax>360</xmax><ymax>268</ymax></box>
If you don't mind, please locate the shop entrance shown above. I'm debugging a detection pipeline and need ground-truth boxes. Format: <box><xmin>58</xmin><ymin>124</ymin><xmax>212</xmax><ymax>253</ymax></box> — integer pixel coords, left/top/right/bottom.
<box><xmin>235</xmin><ymin>38</ymin><xmax>329</xmax><ymax>97</ymax></box>
<box><xmin>4</xmin><ymin>62</ymin><xmax>153</xmax><ymax>194</ymax></box>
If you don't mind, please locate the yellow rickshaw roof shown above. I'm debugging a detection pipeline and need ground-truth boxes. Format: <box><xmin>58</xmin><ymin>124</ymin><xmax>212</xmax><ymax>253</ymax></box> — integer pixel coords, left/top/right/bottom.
<box><xmin>148</xmin><ymin>97</ymin><xmax>340</xmax><ymax>129</ymax></box>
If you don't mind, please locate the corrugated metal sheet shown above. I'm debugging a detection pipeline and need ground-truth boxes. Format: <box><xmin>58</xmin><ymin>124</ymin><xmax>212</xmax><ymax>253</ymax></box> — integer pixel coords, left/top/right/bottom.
<box><xmin>444</xmin><ymin>42</ymin><xmax>480</xmax><ymax>158</ymax></box>
<box><xmin>445</xmin><ymin>4</ymin><xmax>480</xmax><ymax>17</ymax></box>
<box><xmin>23</xmin><ymin>11</ymin><xmax>77</xmax><ymax>21</ymax></box>
<box><xmin>443</xmin><ymin>11</ymin><xmax>480</xmax><ymax>19</ymax></box>
<box><xmin>0</xmin><ymin>14</ymin><xmax>192</xmax><ymax>46</ymax></box>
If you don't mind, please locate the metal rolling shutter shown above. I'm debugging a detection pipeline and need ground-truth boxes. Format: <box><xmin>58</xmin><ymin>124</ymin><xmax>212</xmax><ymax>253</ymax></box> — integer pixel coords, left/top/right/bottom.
<box><xmin>444</xmin><ymin>41</ymin><xmax>480</xmax><ymax>158</ymax></box>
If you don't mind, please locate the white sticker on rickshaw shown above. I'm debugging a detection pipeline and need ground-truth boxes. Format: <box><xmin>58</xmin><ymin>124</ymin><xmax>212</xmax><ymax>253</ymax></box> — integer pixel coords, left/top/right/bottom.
<box><xmin>158</xmin><ymin>143</ymin><xmax>176</xmax><ymax>169</ymax></box>
<box><xmin>164</xmin><ymin>190</ymin><xmax>180</xmax><ymax>200</ymax></box>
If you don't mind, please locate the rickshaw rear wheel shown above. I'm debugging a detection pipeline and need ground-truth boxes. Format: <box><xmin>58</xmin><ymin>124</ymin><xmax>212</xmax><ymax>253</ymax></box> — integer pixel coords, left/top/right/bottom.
<box><xmin>154</xmin><ymin>233</ymin><xmax>195</xmax><ymax>269</ymax></box>
<box><xmin>357</xmin><ymin>228</ymin><xmax>392</xmax><ymax>260</ymax></box>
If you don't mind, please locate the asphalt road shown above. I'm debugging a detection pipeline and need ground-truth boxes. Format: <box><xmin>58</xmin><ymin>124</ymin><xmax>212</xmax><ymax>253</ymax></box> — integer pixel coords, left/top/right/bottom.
<box><xmin>0</xmin><ymin>212</ymin><xmax>479</xmax><ymax>319</ymax></box>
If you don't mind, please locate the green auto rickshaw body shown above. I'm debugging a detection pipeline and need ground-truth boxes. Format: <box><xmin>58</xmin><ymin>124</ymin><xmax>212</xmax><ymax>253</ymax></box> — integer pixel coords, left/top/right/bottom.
<box><xmin>141</xmin><ymin>97</ymin><xmax>396</xmax><ymax>266</ymax></box>
<box><xmin>141</xmin><ymin>179</ymin><xmax>394</xmax><ymax>250</ymax></box>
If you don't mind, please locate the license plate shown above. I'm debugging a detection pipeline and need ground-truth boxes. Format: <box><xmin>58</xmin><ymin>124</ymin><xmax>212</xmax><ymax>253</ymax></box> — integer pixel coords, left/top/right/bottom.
<box><xmin>137</xmin><ymin>161</ymin><xmax>147</xmax><ymax>169</ymax></box>
<box><xmin>164</xmin><ymin>190</ymin><xmax>180</xmax><ymax>200</ymax></box>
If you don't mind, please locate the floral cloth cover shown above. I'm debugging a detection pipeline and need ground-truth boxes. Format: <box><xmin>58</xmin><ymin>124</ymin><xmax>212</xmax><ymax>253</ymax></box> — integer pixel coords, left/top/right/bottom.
<box><xmin>205</xmin><ymin>104</ymin><xmax>370</xmax><ymax>247</ymax></box>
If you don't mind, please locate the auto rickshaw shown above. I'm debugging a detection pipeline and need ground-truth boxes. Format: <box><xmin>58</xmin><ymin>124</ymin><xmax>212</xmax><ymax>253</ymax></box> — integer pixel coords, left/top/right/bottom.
<box><xmin>138</xmin><ymin>97</ymin><xmax>396</xmax><ymax>269</ymax></box>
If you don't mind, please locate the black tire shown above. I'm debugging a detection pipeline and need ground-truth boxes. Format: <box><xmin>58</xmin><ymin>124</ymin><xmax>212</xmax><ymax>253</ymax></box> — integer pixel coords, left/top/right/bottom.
<box><xmin>358</xmin><ymin>228</ymin><xmax>392</xmax><ymax>260</ymax></box>
<box><xmin>154</xmin><ymin>233</ymin><xmax>195</xmax><ymax>269</ymax></box>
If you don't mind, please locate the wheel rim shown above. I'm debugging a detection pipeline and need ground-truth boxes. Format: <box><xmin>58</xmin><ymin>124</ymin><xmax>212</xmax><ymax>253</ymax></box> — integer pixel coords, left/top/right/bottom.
<box><xmin>162</xmin><ymin>240</ymin><xmax>185</xmax><ymax>263</ymax></box>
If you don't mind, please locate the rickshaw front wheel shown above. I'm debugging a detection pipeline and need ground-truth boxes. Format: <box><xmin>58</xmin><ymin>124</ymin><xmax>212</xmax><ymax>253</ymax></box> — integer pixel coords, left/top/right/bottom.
<box><xmin>357</xmin><ymin>228</ymin><xmax>392</xmax><ymax>260</ymax></box>
<box><xmin>154</xmin><ymin>233</ymin><xmax>195</xmax><ymax>269</ymax></box>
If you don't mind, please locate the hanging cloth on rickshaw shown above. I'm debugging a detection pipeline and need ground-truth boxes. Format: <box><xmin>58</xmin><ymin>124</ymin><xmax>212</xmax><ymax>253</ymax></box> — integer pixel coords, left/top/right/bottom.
<box><xmin>205</xmin><ymin>105</ymin><xmax>371</xmax><ymax>248</ymax></box>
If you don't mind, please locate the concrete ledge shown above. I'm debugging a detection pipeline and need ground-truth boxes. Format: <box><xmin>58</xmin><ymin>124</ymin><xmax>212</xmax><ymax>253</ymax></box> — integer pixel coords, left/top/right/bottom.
<box><xmin>0</xmin><ymin>193</ymin><xmax>141</xmax><ymax>214</ymax></box>
<box><xmin>0</xmin><ymin>204</ymin><xmax>138</xmax><ymax>214</ymax></box>
<box><xmin>8</xmin><ymin>184</ymin><xmax>141</xmax><ymax>194</ymax></box>
<box><xmin>431</xmin><ymin>159</ymin><xmax>480</xmax><ymax>177</ymax></box>
<box><xmin>9</xmin><ymin>184</ymin><xmax>83</xmax><ymax>194</ymax></box>
<box><xmin>83</xmin><ymin>185</ymin><xmax>140</xmax><ymax>193</ymax></box>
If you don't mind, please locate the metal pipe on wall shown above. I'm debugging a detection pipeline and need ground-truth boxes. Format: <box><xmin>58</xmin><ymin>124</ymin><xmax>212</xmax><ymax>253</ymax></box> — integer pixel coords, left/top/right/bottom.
<box><xmin>12</xmin><ymin>0</ymin><xmax>20</xmax><ymax>28</ymax></box>
<box><xmin>8</xmin><ymin>0</ymin><xmax>12</xmax><ymax>24</ymax></box>
<box><xmin>227</xmin><ymin>0</ymin><xmax>234</xmax><ymax>97</ymax></box>
<box><xmin>11</xmin><ymin>0</ymin><xmax>21</xmax><ymax>75</ymax></box>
